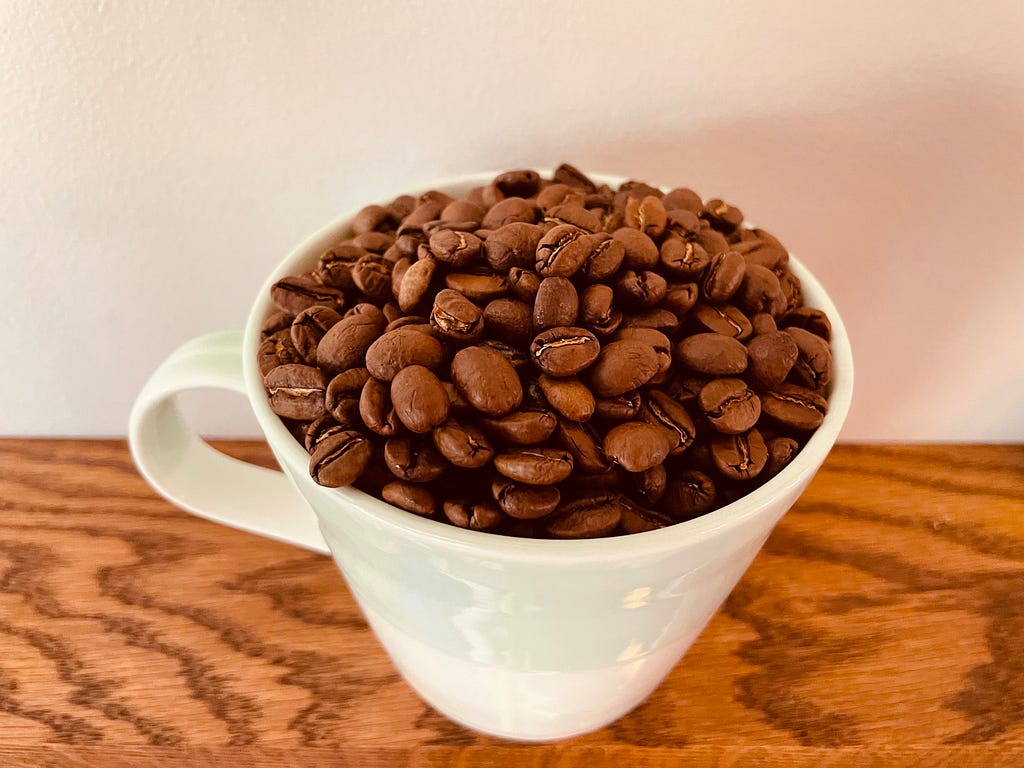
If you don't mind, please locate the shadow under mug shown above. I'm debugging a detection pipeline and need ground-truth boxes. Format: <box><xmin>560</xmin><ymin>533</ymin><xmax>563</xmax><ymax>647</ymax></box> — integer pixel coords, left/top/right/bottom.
<box><xmin>129</xmin><ymin>172</ymin><xmax>854</xmax><ymax>741</ymax></box>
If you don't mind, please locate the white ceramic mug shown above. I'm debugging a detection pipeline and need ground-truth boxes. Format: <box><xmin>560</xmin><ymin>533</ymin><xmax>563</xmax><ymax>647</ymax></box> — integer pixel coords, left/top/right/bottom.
<box><xmin>129</xmin><ymin>172</ymin><xmax>853</xmax><ymax>742</ymax></box>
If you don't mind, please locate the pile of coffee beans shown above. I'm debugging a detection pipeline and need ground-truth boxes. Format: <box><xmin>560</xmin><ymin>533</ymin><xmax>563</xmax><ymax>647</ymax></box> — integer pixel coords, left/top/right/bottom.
<box><xmin>260</xmin><ymin>165</ymin><xmax>834</xmax><ymax>538</ymax></box>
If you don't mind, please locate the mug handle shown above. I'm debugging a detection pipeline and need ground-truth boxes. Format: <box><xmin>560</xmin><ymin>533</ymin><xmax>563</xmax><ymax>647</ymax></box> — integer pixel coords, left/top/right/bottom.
<box><xmin>128</xmin><ymin>330</ymin><xmax>329</xmax><ymax>554</ymax></box>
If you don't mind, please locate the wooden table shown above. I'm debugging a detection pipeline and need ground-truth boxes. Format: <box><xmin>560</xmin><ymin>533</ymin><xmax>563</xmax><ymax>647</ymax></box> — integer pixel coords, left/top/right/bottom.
<box><xmin>0</xmin><ymin>441</ymin><xmax>1021</xmax><ymax>766</ymax></box>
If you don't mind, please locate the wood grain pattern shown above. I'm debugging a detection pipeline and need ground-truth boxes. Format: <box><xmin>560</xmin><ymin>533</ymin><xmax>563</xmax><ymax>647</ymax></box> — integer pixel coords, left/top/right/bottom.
<box><xmin>0</xmin><ymin>440</ymin><xmax>1021</xmax><ymax>766</ymax></box>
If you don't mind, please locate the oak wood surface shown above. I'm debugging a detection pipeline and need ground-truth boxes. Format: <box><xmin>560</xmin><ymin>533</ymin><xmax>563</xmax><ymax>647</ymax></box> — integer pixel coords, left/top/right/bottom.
<box><xmin>0</xmin><ymin>440</ymin><xmax>1021</xmax><ymax>766</ymax></box>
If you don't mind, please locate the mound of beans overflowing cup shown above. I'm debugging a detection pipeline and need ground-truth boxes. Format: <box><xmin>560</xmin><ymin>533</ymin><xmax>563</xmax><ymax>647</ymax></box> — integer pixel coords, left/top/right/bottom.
<box><xmin>258</xmin><ymin>164</ymin><xmax>835</xmax><ymax>538</ymax></box>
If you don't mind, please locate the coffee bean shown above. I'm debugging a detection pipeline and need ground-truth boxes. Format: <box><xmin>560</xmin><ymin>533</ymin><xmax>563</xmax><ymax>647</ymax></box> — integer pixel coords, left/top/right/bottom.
<box><xmin>579</xmin><ymin>284</ymin><xmax>623</xmax><ymax>337</ymax></box>
<box><xmin>494</xmin><ymin>448</ymin><xmax>574</xmax><ymax>485</ymax></box>
<box><xmin>530</xmin><ymin>326</ymin><xmax>601</xmax><ymax>377</ymax></box>
<box><xmin>258</xmin><ymin>330</ymin><xmax>302</xmax><ymax>378</ymax></box>
<box><xmin>611</xmin><ymin>227</ymin><xmax>659</xmax><ymax>270</ymax></box>
<box><xmin>353</xmin><ymin>204</ymin><xmax>397</xmax><ymax>235</ymax></box>
<box><xmin>751</xmin><ymin>312</ymin><xmax>777</xmax><ymax>335</ymax></box>
<box><xmin>702</xmin><ymin>199</ymin><xmax>743</xmax><ymax>233</ymax></box>
<box><xmin>674</xmin><ymin>333</ymin><xmax>748</xmax><ymax>375</ymax></box>
<box><xmin>325</xmin><ymin>367</ymin><xmax>370</xmax><ymax>424</ymax></box>
<box><xmin>444</xmin><ymin>271</ymin><xmax>508</xmax><ymax>303</ymax></box>
<box><xmin>661</xmin><ymin>470</ymin><xmax>716</xmax><ymax>521</ymax></box>
<box><xmin>384</xmin><ymin>437</ymin><xmax>447</xmax><ymax>482</ymax></box>
<box><xmin>663</xmin><ymin>283</ymin><xmax>699</xmax><ymax>316</ymax></box>
<box><xmin>265</xmin><ymin>364</ymin><xmax>327</xmax><ymax>420</ymax></box>
<box><xmin>483</xmin><ymin>223</ymin><xmax>544</xmax><ymax>271</ymax></box>
<box><xmin>290</xmin><ymin>305</ymin><xmax>342</xmax><ymax>364</ymax></box>
<box><xmin>784</xmin><ymin>327</ymin><xmax>834</xmax><ymax>390</ymax></box>
<box><xmin>764</xmin><ymin>436</ymin><xmax>800</xmax><ymax>479</ymax></box>
<box><xmin>535</xmin><ymin>225</ymin><xmax>592</xmax><ymax>277</ymax></box>
<box><xmin>762</xmin><ymin>383</ymin><xmax>828</xmax><ymax>430</ymax></box>
<box><xmin>614</xmin><ymin>328</ymin><xmax>673</xmax><ymax>374</ymax></box>
<box><xmin>537</xmin><ymin>183</ymin><xmax>587</xmax><ymax>211</ymax></box>
<box><xmin>352</xmin><ymin>231</ymin><xmax>395</xmax><ymax>253</ymax></box>
<box><xmin>309</xmin><ymin>430</ymin><xmax>372</xmax><ymax>487</ymax></box>
<box><xmin>624</xmin><ymin>195</ymin><xmax>667</xmax><ymax>238</ymax></box>
<box><xmin>261</xmin><ymin>310</ymin><xmax>294</xmax><ymax>339</ymax></box>
<box><xmin>711</xmin><ymin>428</ymin><xmax>768</xmax><ymax>480</ymax></box>
<box><xmin>691</xmin><ymin>303</ymin><xmax>753</xmax><ymax>339</ymax></box>
<box><xmin>429</xmin><ymin>289</ymin><xmax>484</xmax><ymax>343</ymax></box>
<box><xmin>578</xmin><ymin>233</ymin><xmax>626</xmax><ymax>282</ymax></box>
<box><xmin>390</xmin><ymin>365</ymin><xmax>450</xmax><ymax>434</ymax></box>
<box><xmin>397</xmin><ymin>258</ymin><xmax>437</xmax><ymax>312</ymax></box>
<box><xmin>534</xmin><ymin>277</ymin><xmax>579</xmax><ymax>330</ymax></box>
<box><xmin>493</xmin><ymin>169</ymin><xmax>541</xmax><ymax>198</ymax></box>
<box><xmin>544</xmin><ymin>494</ymin><xmax>625</xmax><ymax>538</ymax></box>
<box><xmin>695</xmin><ymin>228</ymin><xmax>729</xmax><ymax>256</ymax></box>
<box><xmin>620</xmin><ymin>308</ymin><xmax>680</xmax><ymax>332</ymax></box>
<box><xmin>615</xmin><ymin>270</ymin><xmax>667</xmax><ymax>309</ymax></box>
<box><xmin>736</xmin><ymin>264</ymin><xmax>787</xmax><ymax>317</ymax></box>
<box><xmin>620</xmin><ymin>500</ymin><xmax>675</xmax><ymax>534</ymax></box>
<box><xmin>507</xmin><ymin>266</ymin><xmax>541</xmax><ymax>302</ymax></box>
<box><xmin>479</xmin><ymin>339</ymin><xmax>530</xmax><ymax>370</ymax></box>
<box><xmin>397</xmin><ymin>200</ymin><xmax>446</xmax><ymax>236</ymax></box>
<box><xmin>640</xmin><ymin>390</ymin><xmax>696</xmax><ymax>455</ymax></box>
<box><xmin>603</xmin><ymin>421</ymin><xmax>673</xmax><ymax>472</ymax></box>
<box><xmin>451</xmin><ymin>346</ymin><xmax>523</xmax><ymax>417</ymax></box>
<box><xmin>351</xmin><ymin>253</ymin><xmax>394</xmax><ymax>305</ymax></box>
<box><xmin>553</xmin><ymin>163</ymin><xmax>597</xmax><ymax>191</ymax></box>
<box><xmin>733</xmin><ymin>228</ymin><xmax>789</xmax><ymax>270</ymax></box>
<box><xmin>545</xmin><ymin>203</ymin><xmax>601</xmax><ymax>232</ymax></box>
<box><xmin>492</xmin><ymin>477</ymin><xmax>560</xmax><ymax>519</ymax></box>
<box><xmin>589</xmin><ymin>340</ymin><xmax>660</xmax><ymax>397</ymax></box>
<box><xmin>362</xmin><ymin>326</ymin><xmax>443</xmax><ymax>382</ymax></box>
<box><xmin>664</xmin><ymin>209</ymin><xmax>702</xmax><ymax>238</ymax></box>
<box><xmin>359</xmin><ymin>377</ymin><xmax>399</xmax><ymax>436</ymax></box>
<box><xmin>482</xmin><ymin>197</ymin><xmax>537</xmax><ymax>229</ymax></box>
<box><xmin>556</xmin><ymin>419</ymin><xmax>611</xmax><ymax>473</ymax></box>
<box><xmin>701</xmin><ymin>250</ymin><xmax>746</xmax><ymax>303</ymax></box>
<box><xmin>660</xmin><ymin>237</ymin><xmax>709</xmax><ymax>278</ymax></box>
<box><xmin>634</xmin><ymin>464</ymin><xmax>668</xmax><ymax>507</ymax></box>
<box><xmin>779</xmin><ymin>270</ymin><xmax>803</xmax><ymax>313</ymax></box>
<box><xmin>382</xmin><ymin>481</ymin><xmax>436</xmax><ymax>516</ymax></box>
<box><xmin>429</xmin><ymin>229</ymin><xmax>484</xmax><ymax>268</ymax></box>
<box><xmin>662</xmin><ymin>187</ymin><xmax>703</xmax><ymax>214</ymax></box>
<box><xmin>483</xmin><ymin>298</ymin><xmax>533</xmax><ymax>346</ymax></box>
<box><xmin>478</xmin><ymin>408</ymin><xmax>555</xmax><ymax>445</ymax></box>
<box><xmin>303</xmin><ymin>414</ymin><xmax>346</xmax><ymax>452</ymax></box>
<box><xmin>433</xmin><ymin>418</ymin><xmax>495</xmax><ymax>468</ymax></box>
<box><xmin>317</xmin><ymin>244</ymin><xmax>366</xmax><ymax>290</ymax></box>
<box><xmin>440</xmin><ymin>199</ymin><xmax>486</xmax><ymax>226</ymax></box>
<box><xmin>746</xmin><ymin>331</ymin><xmax>799</xmax><ymax>389</ymax></box>
<box><xmin>444</xmin><ymin>499</ymin><xmax>505</xmax><ymax>530</ymax></box>
<box><xmin>538</xmin><ymin>374</ymin><xmax>595</xmax><ymax>422</ymax></box>
<box><xmin>781</xmin><ymin>307</ymin><xmax>832</xmax><ymax>341</ymax></box>
<box><xmin>594</xmin><ymin>391</ymin><xmax>642</xmax><ymax>421</ymax></box>
<box><xmin>699</xmin><ymin>378</ymin><xmax>761</xmax><ymax>434</ymax></box>
<box><xmin>271</xmin><ymin>275</ymin><xmax>345</xmax><ymax>315</ymax></box>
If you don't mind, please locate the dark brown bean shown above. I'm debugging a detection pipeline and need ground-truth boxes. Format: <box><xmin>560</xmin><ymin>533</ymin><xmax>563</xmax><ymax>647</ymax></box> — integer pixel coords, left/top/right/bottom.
<box><xmin>702</xmin><ymin>199</ymin><xmax>743</xmax><ymax>233</ymax></box>
<box><xmin>711</xmin><ymin>428</ymin><xmax>768</xmax><ymax>480</ymax></box>
<box><xmin>661</xmin><ymin>470</ymin><xmax>716</xmax><ymax>521</ymax></box>
<box><xmin>556</xmin><ymin>419</ymin><xmax>611</xmax><ymax>473</ymax></box>
<box><xmin>784</xmin><ymin>327</ymin><xmax>834</xmax><ymax>389</ymax></box>
<box><xmin>507</xmin><ymin>266</ymin><xmax>542</xmax><ymax>302</ymax></box>
<box><xmin>390</xmin><ymin>365</ymin><xmax>451</xmax><ymax>434</ymax></box>
<box><xmin>702</xmin><ymin>250</ymin><xmax>746</xmax><ymax>303</ymax></box>
<box><xmin>304</xmin><ymin>414</ymin><xmax>347</xmax><ymax>453</ymax></box>
<box><xmin>620</xmin><ymin>501</ymin><xmax>675</xmax><ymax>534</ymax></box>
<box><xmin>483</xmin><ymin>298</ymin><xmax>533</xmax><ymax>346</ymax></box>
<box><xmin>662</xmin><ymin>188</ymin><xmax>703</xmax><ymax>214</ymax></box>
<box><xmin>674</xmin><ymin>333</ymin><xmax>748</xmax><ymax>375</ymax></box>
<box><xmin>589</xmin><ymin>340</ymin><xmax>660</xmax><ymax>397</ymax></box>
<box><xmin>537</xmin><ymin>183</ymin><xmax>587</xmax><ymax>211</ymax></box>
<box><xmin>545</xmin><ymin>203</ymin><xmax>602</xmax><ymax>232</ymax></box>
<box><xmin>494</xmin><ymin>448</ymin><xmax>574</xmax><ymax>485</ymax></box>
<box><xmin>258</xmin><ymin>329</ymin><xmax>303</xmax><ymax>378</ymax></box>
<box><xmin>544</xmin><ymin>495</ymin><xmax>625</xmax><ymax>538</ymax></box>
<box><xmin>317</xmin><ymin>244</ymin><xmax>366</xmax><ymax>290</ymax></box>
<box><xmin>440</xmin><ymin>199</ymin><xmax>486</xmax><ymax>226</ymax></box>
<box><xmin>383</xmin><ymin>437</ymin><xmax>447</xmax><ymax>482</ymax></box>
<box><xmin>482</xmin><ymin>409</ymin><xmax>558</xmax><ymax>444</ymax></box>
<box><xmin>271</xmin><ymin>275</ymin><xmax>346</xmax><ymax>315</ymax></box>
<box><xmin>451</xmin><ymin>346</ymin><xmax>523</xmax><ymax>417</ymax></box>
<box><xmin>620</xmin><ymin>308</ymin><xmax>680</xmax><ymax>332</ymax></box>
<box><xmin>482</xmin><ymin>197</ymin><xmax>537</xmax><ymax>229</ymax></box>
<box><xmin>325</xmin><ymin>367</ymin><xmax>370</xmax><ymax>424</ymax></box>
<box><xmin>624</xmin><ymin>195</ymin><xmax>667</xmax><ymax>238</ymax></box>
<box><xmin>492</xmin><ymin>477</ymin><xmax>561</xmax><ymax>519</ymax></box>
<box><xmin>352</xmin><ymin>231</ymin><xmax>396</xmax><ymax>253</ymax></box>
<box><xmin>534</xmin><ymin>277</ymin><xmax>579</xmax><ymax>330</ymax></box>
<box><xmin>309</xmin><ymin>430</ymin><xmax>373</xmax><ymax>487</ymax></box>
<box><xmin>699</xmin><ymin>378</ymin><xmax>761</xmax><ymax>434</ymax></box>
<box><xmin>382</xmin><ymin>481</ymin><xmax>435</xmax><ymax>516</ymax></box>
<box><xmin>316</xmin><ymin>311</ymin><xmax>386</xmax><ymax>376</ymax></box>
<box><xmin>578</xmin><ymin>233</ymin><xmax>627</xmax><ymax>282</ymax></box>
<box><xmin>633</xmin><ymin>464</ymin><xmax>668</xmax><ymax>507</ymax></box>
<box><xmin>733</xmin><ymin>228</ymin><xmax>788</xmax><ymax>270</ymax></box>
<box><xmin>493</xmin><ymin>169</ymin><xmax>541</xmax><ymax>198</ymax></box>
<box><xmin>351</xmin><ymin>253</ymin><xmax>394</xmax><ymax>304</ymax></box>
<box><xmin>397</xmin><ymin>258</ymin><xmax>437</xmax><ymax>311</ymax></box>
<box><xmin>538</xmin><ymin>375</ymin><xmax>595</xmax><ymax>422</ymax></box>
<box><xmin>579</xmin><ymin>284</ymin><xmax>622</xmax><ymax>337</ymax></box>
<box><xmin>290</xmin><ymin>305</ymin><xmax>343</xmax><ymax>364</ymax></box>
<box><xmin>429</xmin><ymin>229</ymin><xmax>484</xmax><ymax>267</ymax></box>
<box><xmin>430</xmin><ymin>288</ymin><xmax>485</xmax><ymax>343</ymax></box>
<box><xmin>762</xmin><ymin>384</ymin><xmax>828</xmax><ymax>430</ymax></box>
<box><xmin>691</xmin><ymin>303</ymin><xmax>753</xmax><ymax>339</ymax></box>
<box><xmin>663</xmin><ymin>283</ymin><xmax>700</xmax><ymax>316</ymax></box>
<box><xmin>483</xmin><ymin>223</ymin><xmax>545</xmax><ymax>271</ymax></box>
<box><xmin>640</xmin><ymin>390</ymin><xmax>696</xmax><ymax>455</ymax></box>
<box><xmin>445</xmin><ymin>271</ymin><xmax>509</xmax><ymax>302</ymax></box>
<box><xmin>612</xmin><ymin>227</ymin><xmax>660</xmax><ymax>270</ymax></box>
<box><xmin>781</xmin><ymin>307</ymin><xmax>832</xmax><ymax>341</ymax></box>
<box><xmin>535</xmin><ymin>225</ymin><xmax>591</xmax><ymax>277</ymax></box>
<box><xmin>353</xmin><ymin>204</ymin><xmax>397</xmax><ymax>235</ymax></box>
<box><xmin>746</xmin><ymin>331</ymin><xmax>799</xmax><ymax>390</ymax></box>
<box><xmin>444</xmin><ymin>499</ymin><xmax>505</xmax><ymax>530</ymax></box>
<box><xmin>736</xmin><ymin>264</ymin><xmax>787</xmax><ymax>317</ymax></box>
<box><xmin>615</xmin><ymin>270</ymin><xmax>667</xmax><ymax>309</ymax></box>
<box><xmin>553</xmin><ymin>162</ymin><xmax>597</xmax><ymax>191</ymax></box>
<box><xmin>603</xmin><ymin>421</ymin><xmax>673</xmax><ymax>472</ymax></box>
<box><xmin>614</xmin><ymin>328</ymin><xmax>672</xmax><ymax>375</ymax></box>
<box><xmin>364</xmin><ymin>327</ymin><xmax>445</xmax><ymax>381</ymax></box>
<box><xmin>265</xmin><ymin>364</ymin><xmax>327</xmax><ymax>420</ymax></box>
<box><xmin>530</xmin><ymin>326</ymin><xmax>601</xmax><ymax>377</ymax></box>
<box><xmin>432</xmin><ymin>418</ymin><xmax>495</xmax><ymax>468</ymax></box>
<box><xmin>594</xmin><ymin>391</ymin><xmax>642</xmax><ymax>421</ymax></box>
<box><xmin>660</xmin><ymin>237</ymin><xmax>709</xmax><ymax>278</ymax></box>
<box><xmin>359</xmin><ymin>377</ymin><xmax>399</xmax><ymax>436</ymax></box>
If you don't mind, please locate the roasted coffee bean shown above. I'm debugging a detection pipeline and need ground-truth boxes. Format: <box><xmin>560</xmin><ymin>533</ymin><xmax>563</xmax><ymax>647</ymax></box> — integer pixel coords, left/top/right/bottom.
<box><xmin>507</xmin><ymin>266</ymin><xmax>541</xmax><ymax>302</ymax></box>
<box><xmin>711</xmin><ymin>429</ymin><xmax>768</xmax><ymax>480</ymax></box>
<box><xmin>779</xmin><ymin>270</ymin><xmax>803</xmax><ymax>313</ymax></box>
<box><xmin>418</xmin><ymin>190</ymin><xmax>454</xmax><ymax>207</ymax></box>
<box><xmin>445</xmin><ymin>271</ymin><xmax>508</xmax><ymax>302</ymax></box>
<box><xmin>359</xmin><ymin>377</ymin><xmax>399</xmax><ymax>436</ymax></box>
<box><xmin>675</xmin><ymin>333</ymin><xmax>748</xmax><ymax>375</ymax></box>
<box><xmin>483</xmin><ymin>409</ymin><xmax>558</xmax><ymax>444</ymax></box>
<box><xmin>620</xmin><ymin>501</ymin><xmax>675</xmax><ymax>534</ymax></box>
<box><xmin>483</xmin><ymin>298</ymin><xmax>533</xmax><ymax>346</ymax></box>
<box><xmin>430</xmin><ymin>288</ymin><xmax>484</xmax><ymax>343</ymax></box>
<box><xmin>662</xmin><ymin>187</ymin><xmax>703</xmax><ymax>214</ymax></box>
<box><xmin>537</xmin><ymin>183</ymin><xmax>586</xmax><ymax>211</ymax></box>
<box><xmin>530</xmin><ymin>326</ymin><xmax>601</xmax><ymax>377</ymax></box>
<box><xmin>382</xmin><ymin>481</ymin><xmax>435</xmax><ymax>516</ymax></box>
<box><xmin>265</xmin><ymin>364</ymin><xmax>327</xmax><ymax>420</ymax></box>
<box><xmin>483</xmin><ymin>223</ymin><xmax>544</xmax><ymax>271</ymax></box>
<box><xmin>702</xmin><ymin>250</ymin><xmax>746</xmax><ymax>303</ymax></box>
<box><xmin>785</xmin><ymin>327</ymin><xmax>834</xmax><ymax>389</ymax></box>
<box><xmin>433</xmin><ymin>418</ymin><xmax>494</xmax><ymax>468</ymax></box>
<box><xmin>619</xmin><ymin>179</ymin><xmax>662</xmax><ymax>199</ymax></box>
<box><xmin>534</xmin><ymin>277</ymin><xmax>579</xmax><ymax>330</ymax></box>
<box><xmin>545</xmin><ymin>203</ymin><xmax>601</xmax><ymax>232</ymax></box>
<box><xmin>663</xmin><ymin>283</ymin><xmax>699</xmax><ymax>316</ymax></box>
<box><xmin>764</xmin><ymin>436</ymin><xmax>800</xmax><ymax>479</ymax></box>
<box><xmin>746</xmin><ymin>331</ymin><xmax>799</xmax><ymax>389</ymax></box>
<box><xmin>383</xmin><ymin>437</ymin><xmax>447</xmax><ymax>482</ymax></box>
<box><xmin>317</xmin><ymin>244</ymin><xmax>366</xmax><ymax>290</ymax></box>
<box><xmin>624</xmin><ymin>195</ymin><xmax>667</xmax><ymax>238</ymax></box>
<box><xmin>634</xmin><ymin>464</ymin><xmax>668</xmax><ymax>507</ymax></box>
<box><xmin>492</xmin><ymin>477</ymin><xmax>560</xmax><ymax>519</ymax></box>
<box><xmin>351</xmin><ymin>253</ymin><xmax>394</xmax><ymax>304</ymax></box>
<box><xmin>258</xmin><ymin>330</ymin><xmax>302</xmax><ymax>377</ymax></box>
<box><xmin>664</xmin><ymin>209</ymin><xmax>702</xmax><ymax>238</ymax></box>
<box><xmin>701</xmin><ymin>199</ymin><xmax>743</xmax><ymax>233</ymax></box>
<box><xmin>579</xmin><ymin>233</ymin><xmax>626</xmax><ymax>281</ymax></box>
<box><xmin>482</xmin><ymin>197</ymin><xmax>537</xmax><ymax>229</ymax></box>
<box><xmin>733</xmin><ymin>228</ymin><xmax>789</xmax><ymax>270</ymax></box>
<box><xmin>300</xmin><ymin>414</ymin><xmax>338</xmax><ymax>452</ymax></box>
<box><xmin>641</xmin><ymin>390</ymin><xmax>696</xmax><ymax>454</ymax></box>
<box><xmin>736</xmin><ymin>264</ymin><xmax>787</xmax><ymax>317</ymax></box>
<box><xmin>620</xmin><ymin>308</ymin><xmax>679</xmax><ymax>333</ymax></box>
<box><xmin>544</xmin><ymin>494</ymin><xmax>625</xmax><ymax>538</ymax></box>
<box><xmin>444</xmin><ymin>499</ymin><xmax>505</xmax><ymax>530</ymax></box>
<box><xmin>353</xmin><ymin>204</ymin><xmax>397</xmax><ymax>235</ymax></box>
<box><xmin>428</xmin><ymin>229</ymin><xmax>483</xmax><ymax>268</ymax></box>
<box><xmin>309</xmin><ymin>430</ymin><xmax>372</xmax><ymax>487</ymax></box>
<box><xmin>661</xmin><ymin>470</ymin><xmax>716</xmax><ymax>521</ymax></box>
<box><xmin>538</xmin><ymin>374</ymin><xmax>595</xmax><ymax>422</ymax></box>
<box><xmin>261</xmin><ymin>310</ymin><xmax>294</xmax><ymax>338</ymax></box>
<box><xmin>317</xmin><ymin>311</ymin><xmax>386</xmax><ymax>375</ymax></box>
<box><xmin>479</xmin><ymin>339</ymin><xmax>530</xmax><ymax>370</ymax></box>
<box><xmin>615</xmin><ymin>270</ymin><xmax>667</xmax><ymax>309</ymax></box>
<box><xmin>291</xmin><ymin>305</ymin><xmax>343</xmax><ymax>364</ymax></box>
<box><xmin>397</xmin><ymin>200</ymin><xmax>446</xmax><ymax>236</ymax></box>
<box><xmin>695</xmin><ymin>228</ymin><xmax>729</xmax><ymax>257</ymax></box>
<box><xmin>579</xmin><ymin>284</ymin><xmax>623</xmax><ymax>337</ymax></box>
<box><xmin>440</xmin><ymin>199</ymin><xmax>486</xmax><ymax>226</ymax></box>
<box><xmin>699</xmin><ymin>378</ymin><xmax>761</xmax><ymax>434</ymax></box>
<box><xmin>589</xmin><ymin>340</ymin><xmax>660</xmax><ymax>397</ymax></box>
<box><xmin>397</xmin><ymin>258</ymin><xmax>437</xmax><ymax>311</ymax></box>
<box><xmin>762</xmin><ymin>383</ymin><xmax>828</xmax><ymax>430</ymax></box>
<box><xmin>388</xmin><ymin>194</ymin><xmax>417</xmax><ymax>220</ymax></box>
<box><xmin>553</xmin><ymin>162</ymin><xmax>597</xmax><ymax>191</ymax></box>
<box><xmin>692</xmin><ymin>303</ymin><xmax>753</xmax><ymax>340</ymax></box>
<box><xmin>325</xmin><ymin>367</ymin><xmax>370</xmax><ymax>424</ymax></box>
<box><xmin>493</xmin><ymin>169</ymin><xmax>541</xmax><ymax>198</ymax></box>
<box><xmin>556</xmin><ymin>419</ymin><xmax>611</xmax><ymax>473</ymax></box>
<box><xmin>592</xmin><ymin>390</ymin><xmax>641</xmax><ymax>421</ymax></box>
<box><xmin>494</xmin><ymin>448</ymin><xmax>574</xmax><ymax>485</ymax></box>
<box><xmin>382</xmin><ymin>301</ymin><xmax>403</xmax><ymax>324</ymax></box>
<box><xmin>271</xmin><ymin>275</ymin><xmax>345</xmax><ymax>315</ymax></box>
<box><xmin>781</xmin><ymin>307</ymin><xmax>832</xmax><ymax>341</ymax></box>
<box><xmin>535</xmin><ymin>225</ymin><xmax>592</xmax><ymax>277</ymax></box>
<box><xmin>390</xmin><ymin>365</ymin><xmax>450</xmax><ymax>433</ymax></box>
<box><xmin>603</xmin><ymin>421</ymin><xmax>673</xmax><ymax>472</ymax></box>
<box><xmin>614</xmin><ymin>328</ymin><xmax>672</xmax><ymax>375</ymax></box>
<box><xmin>660</xmin><ymin>237</ymin><xmax>709</xmax><ymax>278</ymax></box>
<box><xmin>611</xmin><ymin>228</ymin><xmax>659</xmax><ymax>270</ymax></box>
<box><xmin>451</xmin><ymin>345</ymin><xmax>523</xmax><ymax>417</ymax></box>
<box><xmin>751</xmin><ymin>313</ymin><xmax>777</xmax><ymax>336</ymax></box>
<box><xmin>351</xmin><ymin>231</ymin><xmax>395</xmax><ymax>253</ymax></box>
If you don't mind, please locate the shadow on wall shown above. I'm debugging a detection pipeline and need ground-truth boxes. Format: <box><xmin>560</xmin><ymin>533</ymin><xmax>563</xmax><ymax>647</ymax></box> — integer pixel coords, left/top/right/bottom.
<box><xmin>487</xmin><ymin>80</ymin><xmax>1024</xmax><ymax>441</ymax></box>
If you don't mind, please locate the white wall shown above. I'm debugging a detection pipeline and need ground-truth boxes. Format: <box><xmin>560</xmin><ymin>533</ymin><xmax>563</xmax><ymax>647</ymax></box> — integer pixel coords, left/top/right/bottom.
<box><xmin>2</xmin><ymin>0</ymin><xmax>1022</xmax><ymax>441</ymax></box>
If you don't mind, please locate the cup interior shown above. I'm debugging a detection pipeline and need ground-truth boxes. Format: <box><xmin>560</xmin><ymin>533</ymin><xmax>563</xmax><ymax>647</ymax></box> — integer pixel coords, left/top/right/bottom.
<box><xmin>242</xmin><ymin>171</ymin><xmax>854</xmax><ymax>560</ymax></box>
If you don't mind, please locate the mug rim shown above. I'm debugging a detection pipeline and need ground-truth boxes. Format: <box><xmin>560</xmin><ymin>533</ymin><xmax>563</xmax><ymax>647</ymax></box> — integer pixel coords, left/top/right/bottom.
<box><xmin>242</xmin><ymin>170</ymin><xmax>854</xmax><ymax>560</ymax></box>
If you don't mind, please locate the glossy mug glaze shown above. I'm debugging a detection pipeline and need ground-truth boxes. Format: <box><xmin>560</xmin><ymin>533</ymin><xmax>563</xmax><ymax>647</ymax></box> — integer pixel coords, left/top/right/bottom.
<box><xmin>129</xmin><ymin>172</ymin><xmax>854</xmax><ymax>741</ymax></box>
